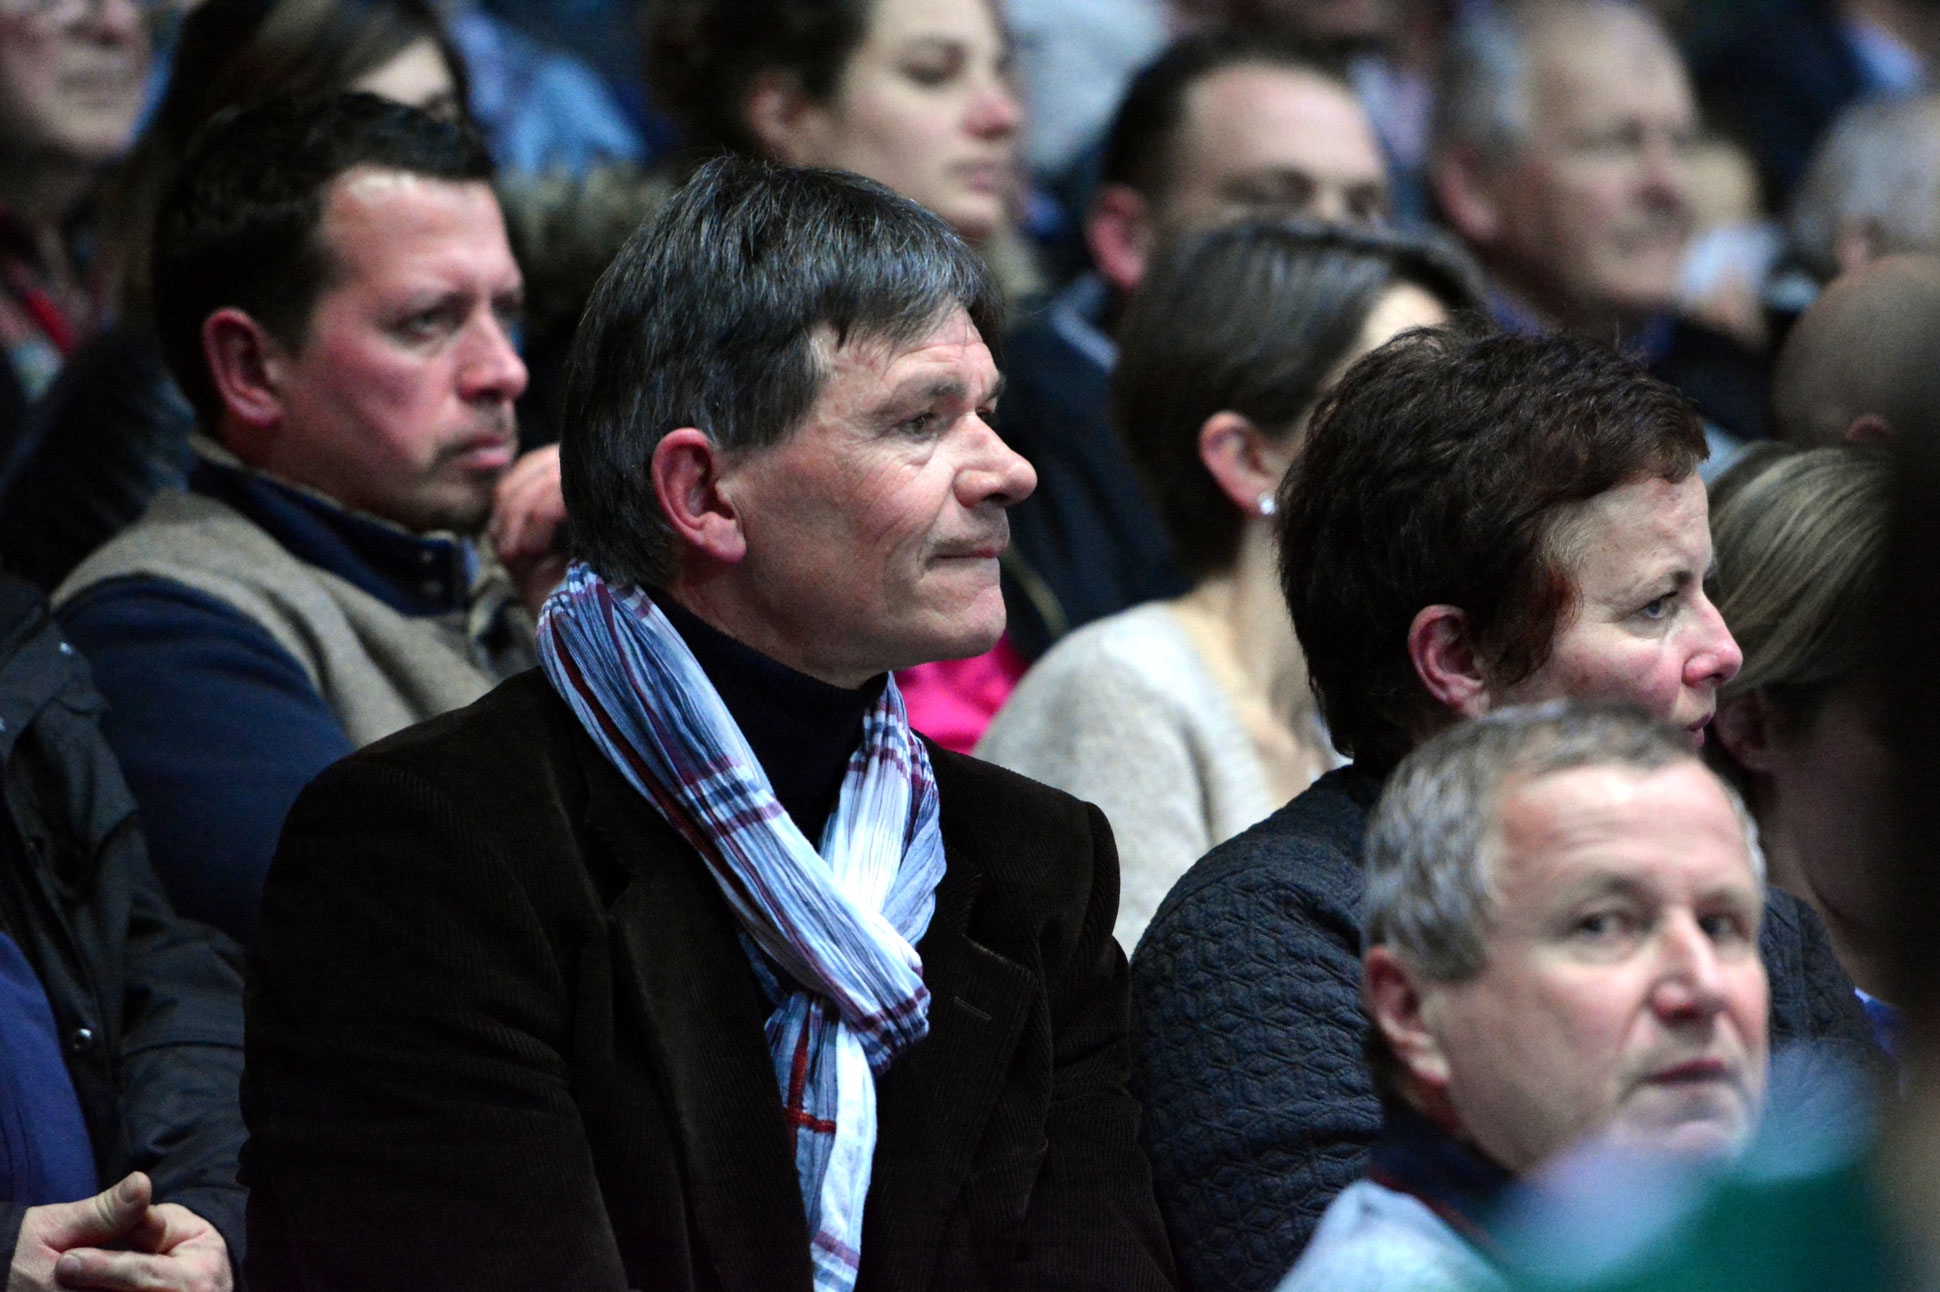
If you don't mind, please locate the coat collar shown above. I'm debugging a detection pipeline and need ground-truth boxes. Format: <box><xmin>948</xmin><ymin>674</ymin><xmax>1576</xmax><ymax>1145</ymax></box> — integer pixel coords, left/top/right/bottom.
<box><xmin>574</xmin><ymin>730</ymin><xmax>1041</xmax><ymax>1291</ymax></box>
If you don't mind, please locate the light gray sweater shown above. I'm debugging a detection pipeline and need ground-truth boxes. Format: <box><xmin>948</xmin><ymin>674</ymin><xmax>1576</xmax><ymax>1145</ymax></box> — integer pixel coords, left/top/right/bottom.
<box><xmin>976</xmin><ymin>602</ymin><xmax>1280</xmax><ymax>950</ymax></box>
<box><xmin>1277</xmin><ymin>1179</ymin><xmax>1506</xmax><ymax>1292</ymax></box>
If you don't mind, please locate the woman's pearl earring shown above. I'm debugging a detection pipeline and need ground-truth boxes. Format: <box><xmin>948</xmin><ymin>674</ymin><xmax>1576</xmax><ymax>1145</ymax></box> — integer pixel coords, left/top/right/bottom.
<box><xmin>1258</xmin><ymin>493</ymin><xmax>1277</xmax><ymax>517</ymax></box>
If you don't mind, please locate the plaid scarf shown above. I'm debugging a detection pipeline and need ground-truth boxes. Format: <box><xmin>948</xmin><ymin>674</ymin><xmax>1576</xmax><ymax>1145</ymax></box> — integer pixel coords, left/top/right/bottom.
<box><xmin>538</xmin><ymin>563</ymin><xmax>945</xmax><ymax>1291</ymax></box>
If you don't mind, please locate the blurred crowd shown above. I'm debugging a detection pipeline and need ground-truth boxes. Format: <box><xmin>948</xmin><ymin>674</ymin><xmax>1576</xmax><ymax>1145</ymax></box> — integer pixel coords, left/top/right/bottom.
<box><xmin>5</xmin><ymin>0</ymin><xmax>1940</xmax><ymax>1288</ymax></box>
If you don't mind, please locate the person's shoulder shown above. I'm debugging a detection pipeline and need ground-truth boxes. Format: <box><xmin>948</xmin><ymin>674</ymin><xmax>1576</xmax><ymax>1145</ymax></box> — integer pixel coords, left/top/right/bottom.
<box><xmin>307</xmin><ymin>669</ymin><xmax>574</xmax><ymax>811</ymax></box>
<box><xmin>930</xmin><ymin>740</ymin><xmax>1095</xmax><ymax>832</ymax></box>
<box><xmin>1280</xmin><ymin>1179</ymin><xmax>1504</xmax><ymax>1292</ymax></box>
<box><xmin>928</xmin><ymin>741</ymin><xmax>1111</xmax><ymax>903</ymax></box>
<box><xmin>986</xmin><ymin>604</ymin><xmax>1202</xmax><ymax>727</ymax></box>
<box><xmin>1156</xmin><ymin>766</ymin><xmax>1376</xmax><ymax>910</ymax></box>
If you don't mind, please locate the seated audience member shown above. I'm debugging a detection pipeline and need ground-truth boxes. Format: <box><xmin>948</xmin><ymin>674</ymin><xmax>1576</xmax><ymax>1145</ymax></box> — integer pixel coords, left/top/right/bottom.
<box><xmin>1429</xmin><ymin>0</ymin><xmax>1770</xmax><ymax>441</ymax></box>
<box><xmin>1709</xmin><ymin>445</ymin><xmax>1899</xmax><ymax>1053</ymax></box>
<box><xmin>0</xmin><ymin>0</ymin><xmax>149</xmax><ymax>452</ymax></box>
<box><xmin>1771</xmin><ymin>91</ymin><xmax>1940</xmax><ymax>324</ymax></box>
<box><xmin>1132</xmin><ymin>326</ymin><xmax>1882</xmax><ymax>1292</ymax></box>
<box><xmin>979</xmin><ymin>218</ymin><xmax>1480</xmax><ymax>949</ymax></box>
<box><xmin>1280</xmin><ymin>703</ymin><xmax>1770</xmax><ymax>1292</ymax></box>
<box><xmin>240</xmin><ymin>157</ymin><xmax>1174</xmax><ymax>1292</ymax></box>
<box><xmin>1770</xmin><ymin>253</ymin><xmax>1940</xmax><ymax>448</ymax></box>
<box><xmin>0</xmin><ymin>575</ymin><xmax>244</xmax><ymax>1292</ymax></box>
<box><xmin>997</xmin><ymin>30</ymin><xmax>1390</xmax><ymax>663</ymax></box>
<box><xmin>53</xmin><ymin>95</ymin><xmax>547</xmax><ymax>945</ymax></box>
<box><xmin>0</xmin><ymin>0</ymin><xmax>470</xmax><ymax>593</ymax></box>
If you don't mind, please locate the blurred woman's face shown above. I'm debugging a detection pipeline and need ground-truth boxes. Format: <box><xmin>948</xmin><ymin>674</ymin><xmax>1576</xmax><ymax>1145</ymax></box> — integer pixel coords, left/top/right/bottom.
<box><xmin>352</xmin><ymin>36</ymin><xmax>461</xmax><ymax>120</ymax></box>
<box><xmin>779</xmin><ymin>0</ymin><xmax>1023</xmax><ymax>242</ymax></box>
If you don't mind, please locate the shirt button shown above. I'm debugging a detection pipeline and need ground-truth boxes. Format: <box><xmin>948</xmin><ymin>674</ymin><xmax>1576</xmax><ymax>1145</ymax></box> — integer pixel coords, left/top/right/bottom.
<box><xmin>68</xmin><ymin>1026</ymin><xmax>95</xmax><ymax>1054</ymax></box>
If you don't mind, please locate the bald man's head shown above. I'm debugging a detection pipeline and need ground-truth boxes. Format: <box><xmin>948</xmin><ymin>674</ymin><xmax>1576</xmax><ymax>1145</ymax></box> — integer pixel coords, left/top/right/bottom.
<box><xmin>1772</xmin><ymin>254</ymin><xmax>1940</xmax><ymax>447</ymax></box>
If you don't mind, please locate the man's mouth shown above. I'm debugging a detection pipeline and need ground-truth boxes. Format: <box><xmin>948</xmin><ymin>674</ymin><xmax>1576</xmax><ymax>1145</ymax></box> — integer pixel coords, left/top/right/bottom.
<box><xmin>1646</xmin><ymin>1057</ymin><xmax>1736</xmax><ymax>1087</ymax></box>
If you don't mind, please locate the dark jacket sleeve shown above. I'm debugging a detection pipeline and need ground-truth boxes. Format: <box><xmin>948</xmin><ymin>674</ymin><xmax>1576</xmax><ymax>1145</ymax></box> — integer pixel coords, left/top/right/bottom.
<box><xmin>1131</xmin><ymin>837</ymin><xmax>1378</xmax><ymax>1292</ymax></box>
<box><xmin>1760</xmin><ymin>886</ymin><xmax>1893</xmax><ymax>1091</ymax></box>
<box><xmin>242</xmin><ymin>753</ymin><xmax>630</xmax><ymax>1292</ymax></box>
<box><xmin>58</xmin><ymin>578</ymin><xmax>354</xmax><ymax>944</ymax></box>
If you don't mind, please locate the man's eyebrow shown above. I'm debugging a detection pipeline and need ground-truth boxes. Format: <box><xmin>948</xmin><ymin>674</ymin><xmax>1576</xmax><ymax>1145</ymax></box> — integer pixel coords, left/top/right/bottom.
<box><xmin>886</xmin><ymin>372</ymin><xmax>1005</xmax><ymax>409</ymax></box>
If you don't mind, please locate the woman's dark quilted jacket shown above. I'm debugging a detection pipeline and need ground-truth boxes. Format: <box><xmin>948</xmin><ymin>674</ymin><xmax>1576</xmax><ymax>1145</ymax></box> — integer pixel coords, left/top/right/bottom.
<box><xmin>1129</xmin><ymin>764</ymin><xmax>1888</xmax><ymax>1292</ymax></box>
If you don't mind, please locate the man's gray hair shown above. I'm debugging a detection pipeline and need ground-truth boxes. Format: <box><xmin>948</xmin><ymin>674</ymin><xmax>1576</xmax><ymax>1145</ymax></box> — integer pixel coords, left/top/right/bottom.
<box><xmin>1431</xmin><ymin>2</ymin><xmax>1530</xmax><ymax>165</ymax></box>
<box><xmin>1431</xmin><ymin>1</ymin><xmax>1658</xmax><ymax>165</ymax></box>
<box><xmin>1363</xmin><ymin>703</ymin><xmax>1765</xmax><ymax>983</ymax></box>
<box><xmin>1788</xmin><ymin>93</ymin><xmax>1940</xmax><ymax>283</ymax></box>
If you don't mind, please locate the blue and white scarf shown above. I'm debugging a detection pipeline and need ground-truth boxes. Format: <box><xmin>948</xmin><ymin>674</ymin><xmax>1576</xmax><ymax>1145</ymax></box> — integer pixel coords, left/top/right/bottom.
<box><xmin>537</xmin><ymin>563</ymin><xmax>945</xmax><ymax>1291</ymax></box>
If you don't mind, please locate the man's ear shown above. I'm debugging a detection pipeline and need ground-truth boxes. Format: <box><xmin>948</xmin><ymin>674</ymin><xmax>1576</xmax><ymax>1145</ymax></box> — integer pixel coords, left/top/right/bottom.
<box><xmin>1713</xmin><ymin>690</ymin><xmax>1776</xmax><ymax>774</ymax></box>
<box><xmin>1085</xmin><ymin>183</ymin><xmax>1155</xmax><ymax>298</ymax></box>
<box><xmin>202</xmin><ymin>307</ymin><xmax>285</xmax><ymax>455</ymax></box>
<box><xmin>1408</xmin><ymin>604</ymin><xmax>1492</xmax><ymax>718</ymax></box>
<box><xmin>652</xmin><ymin>428</ymin><xmax>747</xmax><ymax>567</ymax></box>
<box><xmin>1431</xmin><ymin>146</ymin><xmax>1503</xmax><ymax>249</ymax></box>
<box><xmin>1845</xmin><ymin>412</ymin><xmax>1895</xmax><ymax>446</ymax></box>
<box><xmin>1198</xmin><ymin>410</ymin><xmax>1291</xmax><ymax>517</ymax></box>
<box><xmin>741</xmin><ymin>68</ymin><xmax>828</xmax><ymax>166</ymax></box>
<box><xmin>1364</xmin><ymin>946</ymin><xmax>1454</xmax><ymax>1099</ymax></box>
<box><xmin>1834</xmin><ymin>219</ymin><xmax>1882</xmax><ymax>277</ymax></box>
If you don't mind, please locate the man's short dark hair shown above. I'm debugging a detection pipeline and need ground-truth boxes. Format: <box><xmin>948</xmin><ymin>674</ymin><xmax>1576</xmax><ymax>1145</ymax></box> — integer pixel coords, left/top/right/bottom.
<box><xmin>561</xmin><ymin>155</ymin><xmax>1000</xmax><ymax>589</ymax></box>
<box><xmin>1100</xmin><ymin>30</ymin><xmax>1347</xmax><ymax>201</ymax></box>
<box><xmin>1279</xmin><ymin>328</ymin><xmax>1707</xmax><ymax>770</ymax></box>
<box><xmin>153</xmin><ymin>92</ymin><xmax>495</xmax><ymax>434</ymax></box>
<box><xmin>1113</xmin><ymin>218</ymin><xmax>1485</xmax><ymax>578</ymax></box>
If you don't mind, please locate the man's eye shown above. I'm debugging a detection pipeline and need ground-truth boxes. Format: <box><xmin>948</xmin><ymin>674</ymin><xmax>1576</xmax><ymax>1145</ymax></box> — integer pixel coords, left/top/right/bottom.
<box><xmin>1699</xmin><ymin>912</ymin><xmax>1754</xmax><ymax>947</ymax></box>
<box><xmin>901</xmin><ymin>412</ymin><xmax>939</xmax><ymax>436</ymax></box>
<box><xmin>398</xmin><ymin>309</ymin><xmax>451</xmax><ymax>340</ymax></box>
<box><xmin>1638</xmin><ymin>595</ymin><xmax>1672</xmax><ymax>621</ymax></box>
<box><xmin>1576</xmin><ymin>910</ymin><xmax>1634</xmax><ymax>941</ymax></box>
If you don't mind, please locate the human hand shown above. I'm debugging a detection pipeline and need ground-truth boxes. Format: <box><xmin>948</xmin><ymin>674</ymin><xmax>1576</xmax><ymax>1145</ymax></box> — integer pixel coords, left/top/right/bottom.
<box><xmin>8</xmin><ymin>1173</ymin><xmax>233</xmax><ymax>1292</ymax></box>
<box><xmin>490</xmin><ymin>444</ymin><xmax>570</xmax><ymax>615</ymax></box>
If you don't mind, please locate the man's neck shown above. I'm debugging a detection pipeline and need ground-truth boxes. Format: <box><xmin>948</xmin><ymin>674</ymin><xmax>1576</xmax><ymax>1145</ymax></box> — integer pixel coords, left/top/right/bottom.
<box><xmin>651</xmin><ymin>587</ymin><xmax>883</xmax><ymax>844</ymax></box>
<box><xmin>0</xmin><ymin>153</ymin><xmax>93</xmax><ymax>252</ymax></box>
<box><xmin>1487</xmin><ymin>273</ymin><xmax>1649</xmax><ymax>345</ymax></box>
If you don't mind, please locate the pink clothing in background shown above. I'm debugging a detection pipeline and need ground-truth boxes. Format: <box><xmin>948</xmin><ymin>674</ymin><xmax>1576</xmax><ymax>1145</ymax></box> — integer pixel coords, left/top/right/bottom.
<box><xmin>896</xmin><ymin>636</ymin><xmax>1029</xmax><ymax>754</ymax></box>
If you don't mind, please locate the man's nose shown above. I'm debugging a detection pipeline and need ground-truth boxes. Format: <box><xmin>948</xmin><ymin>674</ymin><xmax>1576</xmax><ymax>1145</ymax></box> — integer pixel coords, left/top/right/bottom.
<box><xmin>1683</xmin><ymin>593</ymin><xmax>1743</xmax><ymax>691</ymax></box>
<box><xmin>960</xmin><ymin>416</ymin><xmax>1036</xmax><ymax>509</ymax></box>
<box><xmin>461</xmin><ymin>316</ymin><xmax>528</xmax><ymax>403</ymax></box>
<box><xmin>1649</xmin><ymin>912</ymin><xmax>1730</xmax><ymax>1021</ymax></box>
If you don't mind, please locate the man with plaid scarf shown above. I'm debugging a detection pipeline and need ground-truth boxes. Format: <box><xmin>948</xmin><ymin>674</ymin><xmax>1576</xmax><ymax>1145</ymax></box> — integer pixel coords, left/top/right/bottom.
<box><xmin>239</xmin><ymin>155</ymin><xmax>1177</xmax><ymax>1292</ymax></box>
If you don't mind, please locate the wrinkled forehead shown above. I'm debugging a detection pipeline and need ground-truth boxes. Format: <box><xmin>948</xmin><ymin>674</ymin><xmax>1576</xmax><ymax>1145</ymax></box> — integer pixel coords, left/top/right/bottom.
<box><xmin>1482</xmin><ymin>760</ymin><xmax>1757</xmax><ymax>903</ymax></box>
<box><xmin>1526</xmin><ymin>4</ymin><xmax>1692</xmax><ymax>123</ymax></box>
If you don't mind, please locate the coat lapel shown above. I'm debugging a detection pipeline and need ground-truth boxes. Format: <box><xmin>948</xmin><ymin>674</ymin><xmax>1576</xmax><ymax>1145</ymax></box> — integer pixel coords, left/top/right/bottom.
<box><xmin>578</xmin><ymin>741</ymin><xmax>816</xmax><ymax>1292</ymax></box>
<box><xmin>861</xmin><ymin>829</ymin><xmax>1040</xmax><ymax>1289</ymax></box>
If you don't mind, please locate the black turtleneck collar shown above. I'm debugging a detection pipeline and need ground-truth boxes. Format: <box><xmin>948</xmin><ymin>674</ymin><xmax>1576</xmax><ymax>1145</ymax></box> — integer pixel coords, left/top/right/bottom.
<box><xmin>650</xmin><ymin>589</ymin><xmax>885</xmax><ymax>845</ymax></box>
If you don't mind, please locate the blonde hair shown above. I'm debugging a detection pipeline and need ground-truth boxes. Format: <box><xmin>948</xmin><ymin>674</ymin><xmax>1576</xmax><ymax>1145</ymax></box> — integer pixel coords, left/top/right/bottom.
<box><xmin>1710</xmin><ymin>444</ymin><xmax>1890</xmax><ymax>706</ymax></box>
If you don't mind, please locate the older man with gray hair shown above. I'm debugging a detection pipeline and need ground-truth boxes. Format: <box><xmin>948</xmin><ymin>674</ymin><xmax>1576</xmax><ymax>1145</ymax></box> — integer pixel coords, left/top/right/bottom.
<box><xmin>1429</xmin><ymin>0</ymin><xmax>1769</xmax><ymax>439</ymax></box>
<box><xmin>1279</xmin><ymin>703</ymin><xmax>1769</xmax><ymax>1292</ymax></box>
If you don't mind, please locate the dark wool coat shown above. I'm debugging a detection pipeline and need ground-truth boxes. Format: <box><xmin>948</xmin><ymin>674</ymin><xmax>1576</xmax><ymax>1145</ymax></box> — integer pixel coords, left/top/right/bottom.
<box><xmin>1132</xmin><ymin>765</ymin><xmax>1889</xmax><ymax>1292</ymax></box>
<box><xmin>242</xmin><ymin>669</ymin><xmax>1176</xmax><ymax>1292</ymax></box>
